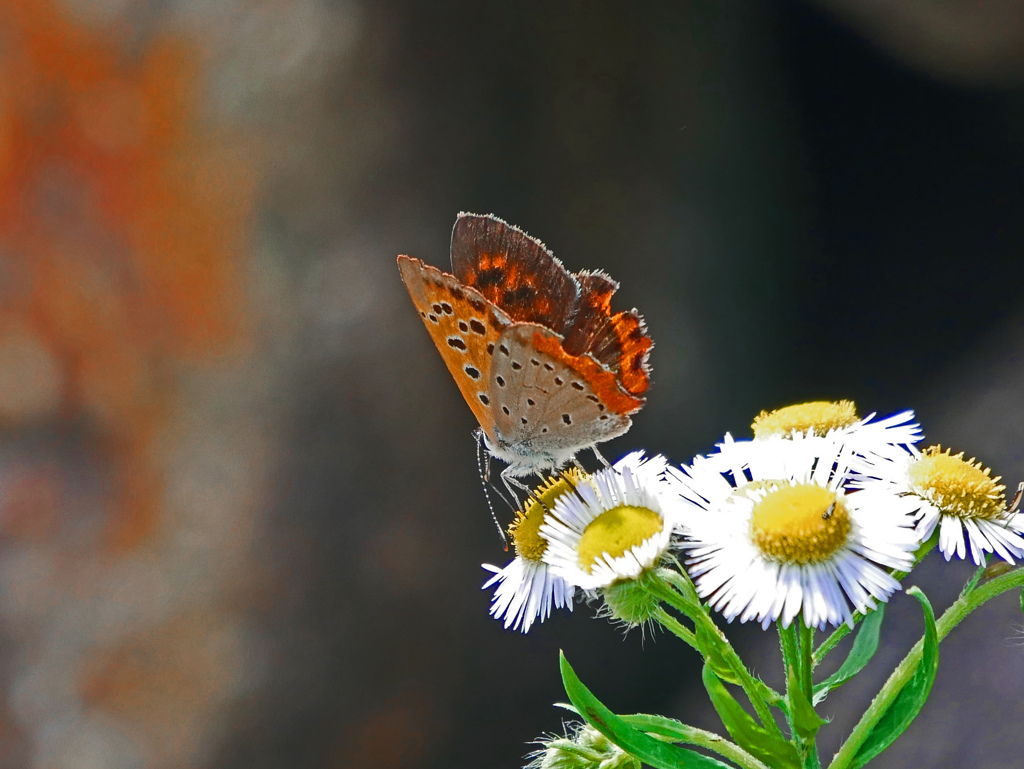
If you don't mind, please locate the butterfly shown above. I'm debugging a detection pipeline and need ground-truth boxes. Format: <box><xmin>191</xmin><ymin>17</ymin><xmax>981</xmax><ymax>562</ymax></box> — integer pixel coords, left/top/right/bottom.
<box><xmin>397</xmin><ymin>213</ymin><xmax>652</xmax><ymax>485</ymax></box>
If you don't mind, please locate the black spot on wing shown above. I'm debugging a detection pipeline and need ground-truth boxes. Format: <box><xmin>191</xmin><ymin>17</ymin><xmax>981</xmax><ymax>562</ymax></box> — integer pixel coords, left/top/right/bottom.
<box><xmin>475</xmin><ymin>267</ymin><xmax>506</xmax><ymax>289</ymax></box>
<box><xmin>502</xmin><ymin>284</ymin><xmax>537</xmax><ymax>308</ymax></box>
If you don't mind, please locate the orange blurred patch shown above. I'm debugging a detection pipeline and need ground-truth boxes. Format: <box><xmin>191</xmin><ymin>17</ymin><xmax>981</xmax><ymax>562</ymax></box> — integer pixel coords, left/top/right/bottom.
<box><xmin>0</xmin><ymin>0</ymin><xmax>258</xmax><ymax>549</ymax></box>
<box><xmin>81</xmin><ymin>610</ymin><xmax>246</xmax><ymax>758</ymax></box>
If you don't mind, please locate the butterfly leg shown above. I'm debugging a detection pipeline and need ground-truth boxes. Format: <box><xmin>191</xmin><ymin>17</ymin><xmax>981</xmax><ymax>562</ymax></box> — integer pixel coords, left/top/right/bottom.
<box><xmin>1009</xmin><ymin>482</ymin><xmax>1024</xmax><ymax>514</ymax></box>
<box><xmin>501</xmin><ymin>470</ymin><xmax>532</xmax><ymax>494</ymax></box>
<box><xmin>592</xmin><ymin>446</ymin><xmax>612</xmax><ymax>469</ymax></box>
<box><xmin>497</xmin><ymin>464</ymin><xmax>534</xmax><ymax>512</ymax></box>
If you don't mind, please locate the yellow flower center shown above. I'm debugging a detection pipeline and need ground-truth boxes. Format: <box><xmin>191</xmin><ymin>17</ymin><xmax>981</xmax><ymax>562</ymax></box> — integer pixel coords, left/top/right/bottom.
<box><xmin>907</xmin><ymin>445</ymin><xmax>1006</xmax><ymax>520</ymax></box>
<box><xmin>750</xmin><ymin>483</ymin><xmax>851</xmax><ymax>564</ymax></box>
<box><xmin>577</xmin><ymin>505</ymin><xmax>663</xmax><ymax>573</ymax></box>
<box><xmin>508</xmin><ymin>470</ymin><xmax>586</xmax><ymax>562</ymax></box>
<box><xmin>752</xmin><ymin>400</ymin><xmax>859</xmax><ymax>438</ymax></box>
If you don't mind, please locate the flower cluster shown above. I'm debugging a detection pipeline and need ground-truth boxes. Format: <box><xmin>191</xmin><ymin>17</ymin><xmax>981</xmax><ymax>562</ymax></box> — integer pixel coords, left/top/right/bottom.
<box><xmin>484</xmin><ymin>400</ymin><xmax>1024</xmax><ymax>632</ymax></box>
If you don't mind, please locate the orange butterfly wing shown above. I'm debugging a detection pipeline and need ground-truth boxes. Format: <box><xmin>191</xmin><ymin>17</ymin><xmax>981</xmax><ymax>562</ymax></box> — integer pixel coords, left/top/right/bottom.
<box><xmin>397</xmin><ymin>255</ymin><xmax>511</xmax><ymax>443</ymax></box>
<box><xmin>451</xmin><ymin>213</ymin><xmax>652</xmax><ymax>399</ymax></box>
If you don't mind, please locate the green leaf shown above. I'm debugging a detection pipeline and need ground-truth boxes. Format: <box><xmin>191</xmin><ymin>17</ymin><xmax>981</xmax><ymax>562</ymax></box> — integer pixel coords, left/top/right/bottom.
<box><xmin>702</xmin><ymin>664</ymin><xmax>801</xmax><ymax>769</ymax></box>
<box><xmin>559</xmin><ymin>652</ymin><xmax>733</xmax><ymax>769</ymax></box>
<box><xmin>850</xmin><ymin>588</ymin><xmax>938</xmax><ymax>769</ymax></box>
<box><xmin>619</xmin><ymin>713</ymin><xmax>700</xmax><ymax>743</ymax></box>
<box><xmin>787</xmin><ymin>663</ymin><xmax>826</xmax><ymax>740</ymax></box>
<box><xmin>813</xmin><ymin>606</ymin><xmax>885</xmax><ymax>705</ymax></box>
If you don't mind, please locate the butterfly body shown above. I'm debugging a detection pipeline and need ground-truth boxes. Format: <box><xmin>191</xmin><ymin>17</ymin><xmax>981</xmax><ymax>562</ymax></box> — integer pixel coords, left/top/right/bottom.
<box><xmin>398</xmin><ymin>213</ymin><xmax>652</xmax><ymax>478</ymax></box>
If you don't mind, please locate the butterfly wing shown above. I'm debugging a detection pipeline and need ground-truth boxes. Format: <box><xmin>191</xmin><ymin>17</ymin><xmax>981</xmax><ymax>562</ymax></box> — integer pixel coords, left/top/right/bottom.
<box><xmin>397</xmin><ymin>255</ymin><xmax>512</xmax><ymax>443</ymax></box>
<box><xmin>451</xmin><ymin>213</ymin><xmax>652</xmax><ymax>399</ymax></box>
<box><xmin>564</xmin><ymin>270</ymin><xmax>652</xmax><ymax>397</ymax></box>
<box><xmin>486</xmin><ymin>323</ymin><xmax>636</xmax><ymax>467</ymax></box>
<box><xmin>450</xmin><ymin>213</ymin><xmax>580</xmax><ymax>335</ymax></box>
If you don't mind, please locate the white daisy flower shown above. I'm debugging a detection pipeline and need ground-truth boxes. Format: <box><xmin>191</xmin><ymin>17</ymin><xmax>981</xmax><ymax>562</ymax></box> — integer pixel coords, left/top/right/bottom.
<box><xmin>854</xmin><ymin>445</ymin><xmax>1024</xmax><ymax>565</ymax></box>
<box><xmin>671</xmin><ymin>436</ymin><xmax>922</xmax><ymax>629</ymax></box>
<box><xmin>750</xmin><ymin>400</ymin><xmax>921</xmax><ymax>462</ymax></box>
<box><xmin>481</xmin><ymin>472</ymin><xmax>581</xmax><ymax>633</ymax></box>
<box><xmin>540</xmin><ymin>452</ymin><xmax>678</xmax><ymax>591</ymax></box>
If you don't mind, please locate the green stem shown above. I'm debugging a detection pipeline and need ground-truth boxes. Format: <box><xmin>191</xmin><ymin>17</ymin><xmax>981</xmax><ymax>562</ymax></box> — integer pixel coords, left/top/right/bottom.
<box><xmin>960</xmin><ymin>556</ymin><xmax>989</xmax><ymax>597</ymax></box>
<box><xmin>652</xmin><ymin>607</ymin><xmax>699</xmax><ymax>652</ymax></box>
<box><xmin>828</xmin><ymin>567</ymin><xmax>1024</xmax><ymax>769</ymax></box>
<box><xmin>799</xmin><ymin>623</ymin><xmax>814</xmax><ymax>699</ymax></box>
<box><xmin>798</xmin><ymin>623</ymin><xmax>821</xmax><ymax>769</ymax></box>
<box><xmin>778</xmin><ymin>623</ymin><xmax>799</xmax><ymax>731</ymax></box>
<box><xmin>779</xmin><ymin>623</ymin><xmax>799</xmax><ymax>693</ymax></box>
<box><xmin>811</xmin><ymin>618</ymin><xmax>854</xmax><ymax>670</ymax></box>
<box><xmin>649</xmin><ymin>574</ymin><xmax>785</xmax><ymax>739</ymax></box>
<box><xmin>671</xmin><ymin>725</ymin><xmax>770</xmax><ymax>769</ymax></box>
<box><xmin>658</xmin><ymin>567</ymin><xmax>703</xmax><ymax>605</ymax></box>
<box><xmin>780</xmin><ymin>623</ymin><xmax>821</xmax><ymax>768</ymax></box>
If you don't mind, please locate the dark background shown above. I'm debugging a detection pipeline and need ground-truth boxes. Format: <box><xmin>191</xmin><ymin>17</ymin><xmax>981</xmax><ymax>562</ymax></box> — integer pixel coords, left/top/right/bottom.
<box><xmin>2</xmin><ymin>1</ymin><xmax>1024</xmax><ymax>767</ymax></box>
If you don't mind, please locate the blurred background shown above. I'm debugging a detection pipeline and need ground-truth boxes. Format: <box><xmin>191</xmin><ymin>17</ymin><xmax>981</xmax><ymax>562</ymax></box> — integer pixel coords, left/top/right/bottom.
<box><xmin>1</xmin><ymin>0</ymin><xmax>1023</xmax><ymax>767</ymax></box>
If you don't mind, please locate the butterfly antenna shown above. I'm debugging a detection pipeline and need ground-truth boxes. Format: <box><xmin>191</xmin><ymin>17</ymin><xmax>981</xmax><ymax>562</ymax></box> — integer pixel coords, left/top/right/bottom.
<box><xmin>474</xmin><ymin>430</ymin><xmax>508</xmax><ymax>547</ymax></box>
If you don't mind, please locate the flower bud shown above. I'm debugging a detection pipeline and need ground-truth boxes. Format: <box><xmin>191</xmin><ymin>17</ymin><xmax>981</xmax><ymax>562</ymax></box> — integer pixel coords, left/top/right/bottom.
<box><xmin>527</xmin><ymin>724</ymin><xmax>638</xmax><ymax>769</ymax></box>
